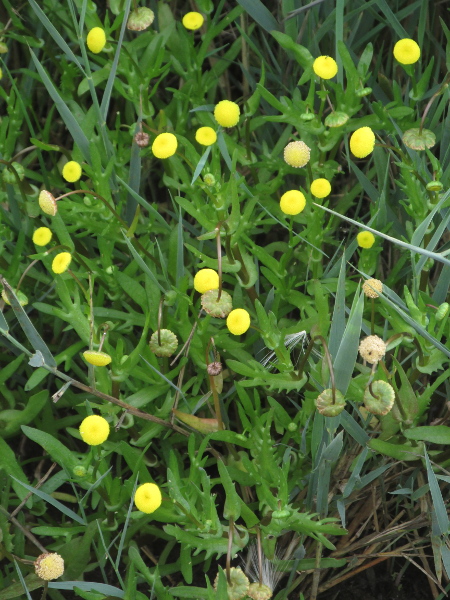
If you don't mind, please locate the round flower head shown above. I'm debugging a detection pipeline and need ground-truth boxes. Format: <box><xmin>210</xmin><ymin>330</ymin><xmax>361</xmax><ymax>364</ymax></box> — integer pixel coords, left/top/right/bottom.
<box><xmin>280</xmin><ymin>190</ymin><xmax>306</xmax><ymax>216</ymax></box>
<box><xmin>214</xmin><ymin>567</ymin><xmax>249</xmax><ymax>600</ymax></box>
<box><xmin>134</xmin><ymin>482</ymin><xmax>162</xmax><ymax>513</ymax></box>
<box><xmin>364</xmin><ymin>381</ymin><xmax>395</xmax><ymax>415</ymax></box>
<box><xmin>313</xmin><ymin>56</ymin><xmax>338</xmax><ymax>79</ymax></box>
<box><xmin>214</xmin><ymin>100</ymin><xmax>240</xmax><ymax>128</ymax></box>
<box><xmin>79</xmin><ymin>414</ymin><xmax>110</xmax><ymax>445</ymax></box>
<box><xmin>363</xmin><ymin>278</ymin><xmax>383</xmax><ymax>298</ymax></box>
<box><xmin>358</xmin><ymin>335</ymin><xmax>386</xmax><ymax>364</ymax></box>
<box><xmin>1</xmin><ymin>289</ymin><xmax>28</xmax><ymax>306</ymax></box>
<box><xmin>315</xmin><ymin>389</ymin><xmax>346</xmax><ymax>417</ymax></box>
<box><xmin>152</xmin><ymin>133</ymin><xmax>177</xmax><ymax>159</ymax></box>
<box><xmin>357</xmin><ymin>231</ymin><xmax>375</xmax><ymax>249</ymax></box>
<box><xmin>283</xmin><ymin>141</ymin><xmax>311</xmax><ymax>168</ymax></box>
<box><xmin>135</xmin><ymin>132</ymin><xmax>150</xmax><ymax>147</ymax></box>
<box><xmin>393</xmin><ymin>39</ymin><xmax>420</xmax><ymax>65</ymax></box>
<box><xmin>83</xmin><ymin>350</ymin><xmax>112</xmax><ymax>366</ymax></box>
<box><xmin>350</xmin><ymin>126</ymin><xmax>375</xmax><ymax>158</ymax></box>
<box><xmin>182</xmin><ymin>11</ymin><xmax>204</xmax><ymax>30</ymax></box>
<box><xmin>87</xmin><ymin>27</ymin><xmax>106</xmax><ymax>53</ymax></box>
<box><xmin>127</xmin><ymin>7</ymin><xmax>155</xmax><ymax>31</ymax></box>
<box><xmin>402</xmin><ymin>128</ymin><xmax>436</xmax><ymax>151</ymax></box>
<box><xmin>194</xmin><ymin>268</ymin><xmax>219</xmax><ymax>294</ymax></box>
<box><xmin>247</xmin><ymin>583</ymin><xmax>273</xmax><ymax>600</ymax></box>
<box><xmin>310</xmin><ymin>178</ymin><xmax>331</xmax><ymax>199</ymax></box>
<box><xmin>39</xmin><ymin>190</ymin><xmax>57</xmax><ymax>216</ymax></box>
<box><xmin>195</xmin><ymin>126</ymin><xmax>217</xmax><ymax>146</ymax></box>
<box><xmin>32</xmin><ymin>227</ymin><xmax>52</xmax><ymax>246</ymax></box>
<box><xmin>52</xmin><ymin>252</ymin><xmax>72</xmax><ymax>274</ymax></box>
<box><xmin>201</xmin><ymin>289</ymin><xmax>233</xmax><ymax>318</ymax></box>
<box><xmin>149</xmin><ymin>329</ymin><xmax>178</xmax><ymax>357</ymax></box>
<box><xmin>35</xmin><ymin>553</ymin><xmax>64</xmax><ymax>581</ymax></box>
<box><xmin>62</xmin><ymin>161</ymin><xmax>82</xmax><ymax>183</ymax></box>
<box><xmin>227</xmin><ymin>308</ymin><xmax>251</xmax><ymax>335</ymax></box>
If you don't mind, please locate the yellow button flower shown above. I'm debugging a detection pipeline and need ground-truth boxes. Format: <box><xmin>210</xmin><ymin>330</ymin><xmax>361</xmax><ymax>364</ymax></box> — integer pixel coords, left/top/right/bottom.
<box><xmin>79</xmin><ymin>414</ymin><xmax>110</xmax><ymax>445</ymax></box>
<box><xmin>152</xmin><ymin>133</ymin><xmax>177</xmax><ymax>159</ymax></box>
<box><xmin>393</xmin><ymin>39</ymin><xmax>420</xmax><ymax>65</ymax></box>
<box><xmin>227</xmin><ymin>308</ymin><xmax>251</xmax><ymax>335</ymax></box>
<box><xmin>39</xmin><ymin>190</ymin><xmax>57</xmax><ymax>216</ymax></box>
<box><xmin>87</xmin><ymin>27</ymin><xmax>106</xmax><ymax>53</ymax></box>
<box><xmin>52</xmin><ymin>252</ymin><xmax>72</xmax><ymax>274</ymax></box>
<box><xmin>83</xmin><ymin>350</ymin><xmax>112</xmax><ymax>366</ymax></box>
<box><xmin>350</xmin><ymin>127</ymin><xmax>375</xmax><ymax>158</ymax></box>
<box><xmin>214</xmin><ymin>100</ymin><xmax>240</xmax><ymax>128</ymax></box>
<box><xmin>62</xmin><ymin>161</ymin><xmax>82</xmax><ymax>183</ymax></box>
<box><xmin>357</xmin><ymin>231</ymin><xmax>375</xmax><ymax>249</ymax></box>
<box><xmin>194</xmin><ymin>268</ymin><xmax>219</xmax><ymax>294</ymax></box>
<box><xmin>310</xmin><ymin>178</ymin><xmax>331</xmax><ymax>198</ymax></box>
<box><xmin>182</xmin><ymin>12</ymin><xmax>204</xmax><ymax>30</ymax></box>
<box><xmin>134</xmin><ymin>482</ymin><xmax>162</xmax><ymax>513</ymax></box>
<box><xmin>280</xmin><ymin>190</ymin><xmax>306</xmax><ymax>215</ymax></box>
<box><xmin>283</xmin><ymin>141</ymin><xmax>311</xmax><ymax>168</ymax></box>
<box><xmin>35</xmin><ymin>553</ymin><xmax>64</xmax><ymax>581</ymax></box>
<box><xmin>0</xmin><ymin>68</ymin><xmax>2</xmax><ymax>80</ymax></box>
<box><xmin>195</xmin><ymin>126</ymin><xmax>217</xmax><ymax>146</ymax></box>
<box><xmin>32</xmin><ymin>227</ymin><xmax>52</xmax><ymax>246</ymax></box>
<box><xmin>313</xmin><ymin>56</ymin><xmax>338</xmax><ymax>79</ymax></box>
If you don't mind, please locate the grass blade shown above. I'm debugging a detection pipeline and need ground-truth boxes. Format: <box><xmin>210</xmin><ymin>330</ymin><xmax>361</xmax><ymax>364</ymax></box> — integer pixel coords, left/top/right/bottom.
<box><xmin>235</xmin><ymin>0</ymin><xmax>279</xmax><ymax>32</ymax></box>
<box><xmin>424</xmin><ymin>447</ymin><xmax>449</xmax><ymax>535</ymax></box>
<box><xmin>328</xmin><ymin>255</ymin><xmax>347</xmax><ymax>359</ymax></box>
<box><xmin>333</xmin><ymin>290</ymin><xmax>364</xmax><ymax>394</ymax></box>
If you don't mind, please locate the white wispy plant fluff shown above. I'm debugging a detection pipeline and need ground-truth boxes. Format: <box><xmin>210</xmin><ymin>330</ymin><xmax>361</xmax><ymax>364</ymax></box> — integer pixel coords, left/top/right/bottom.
<box><xmin>242</xmin><ymin>542</ymin><xmax>285</xmax><ymax>594</ymax></box>
<box><xmin>258</xmin><ymin>331</ymin><xmax>309</xmax><ymax>369</ymax></box>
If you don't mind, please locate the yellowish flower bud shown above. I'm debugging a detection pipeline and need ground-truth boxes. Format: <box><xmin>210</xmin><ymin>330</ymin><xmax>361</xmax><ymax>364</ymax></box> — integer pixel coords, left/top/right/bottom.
<box><xmin>152</xmin><ymin>133</ymin><xmax>177</xmax><ymax>158</ymax></box>
<box><xmin>194</xmin><ymin>268</ymin><xmax>219</xmax><ymax>294</ymax></box>
<box><xmin>79</xmin><ymin>414</ymin><xmax>110</xmax><ymax>445</ymax></box>
<box><xmin>134</xmin><ymin>482</ymin><xmax>162</xmax><ymax>513</ymax></box>
<box><xmin>357</xmin><ymin>231</ymin><xmax>375</xmax><ymax>249</ymax></box>
<box><xmin>214</xmin><ymin>100</ymin><xmax>240</xmax><ymax>127</ymax></box>
<box><xmin>32</xmin><ymin>227</ymin><xmax>52</xmax><ymax>246</ymax></box>
<box><xmin>310</xmin><ymin>178</ymin><xmax>331</xmax><ymax>199</ymax></box>
<box><xmin>35</xmin><ymin>553</ymin><xmax>64</xmax><ymax>581</ymax></box>
<box><xmin>83</xmin><ymin>350</ymin><xmax>112</xmax><ymax>366</ymax></box>
<box><xmin>62</xmin><ymin>160</ymin><xmax>82</xmax><ymax>183</ymax></box>
<box><xmin>195</xmin><ymin>126</ymin><xmax>217</xmax><ymax>146</ymax></box>
<box><xmin>283</xmin><ymin>141</ymin><xmax>311</xmax><ymax>168</ymax></box>
<box><xmin>393</xmin><ymin>39</ymin><xmax>420</xmax><ymax>65</ymax></box>
<box><xmin>313</xmin><ymin>55</ymin><xmax>338</xmax><ymax>79</ymax></box>
<box><xmin>87</xmin><ymin>27</ymin><xmax>106</xmax><ymax>53</ymax></box>
<box><xmin>363</xmin><ymin>278</ymin><xmax>383</xmax><ymax>298</ymax></box>
<box><xmin>39</xmin><ymin>190</ymin><xmax>57</xmax><ymax>216</ymax></box>
<box><xmin>280</xmin><ymin>190</ymin><xmax>306</xmax><ymax>216</ymax></box>
<box><xmin>350</xmin><ymin>126</ymin><xmax>375</xmax><ymax>158</ymax></box>
<box><xmin>52</xmin><ymin>252</ymin><xmax>72</xmax><ymax>274</ymax></box>
<box><xmin>182</xmin><ymin>11</ymin><xmax>204</xmax><ymax>30</ymax></box>
<box><xmin>227</xmin><ymin>308</ymin><xmax>251</xmax><ymax>335</ymax></box>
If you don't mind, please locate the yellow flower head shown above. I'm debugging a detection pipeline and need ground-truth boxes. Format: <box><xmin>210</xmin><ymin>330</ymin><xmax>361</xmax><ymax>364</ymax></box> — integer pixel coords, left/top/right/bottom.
<box><xmin>363</xmin><ymin>278</ymin><xmax>383</xmax><ymax>298</ymax></box>
<box><xmin>35</xmin><ymin>553</ymin><xmax>64</xmax><ymax>581</ymax></box>
<box><xmin>227</xmin><ymin>308</ymin><xmax>251</xmax><ymax>335</ymax></box>
<box><xmin>62</xmin><ymin>161</ymin><xmax>82</xmax><ymax>183</ymax></box>
<box><xmin>52</xmin><ymin>252</ymin><xmax>72</xmax><ymax>274</ymax></box>
<box><xmin>79</xmin><ymin>414</ymin><xmax>110</xmax><ymax>445</ymax></box>
<box><xmin>283</xmin><ymin>141</ymin><xmax>311</xmax><ymax>168</ymax></box>
<box><xmin>310</xmin><ymin>178</ymin><xmax>331</xmax><ymax>199</ymax></box>
<box><xmin>393</xmin><ymin>39</ymin><xmax>420</xmax><ymax>65</ymax></box>
<box><xmin>195</xmin><ymin>126</ymin><xmax>217</xmax><ymax>146</ymax></box>
<box><xmin>152</xmin><ymin>133</ymin><xmax>177</xmax><ymax>159</ymax></box>
<box><xmin>357</xmin><ymin>231</ymin><xmax>375</xmax><ymax>249</ymax></box>
<box><xmin>350</xmin><ymin>127</ymin><xmax>375</xmax><ymax>158</ymax></box>
<box><xmin>0</xmin><ymin>68</ymin><xmax>2</xmax><ymax>80</ymax></box>
<box><xmin>194</xmin><ymin>268</ymin><xmax>219</xmax><ymax>294</ymax></box>
<box><xmin>32</xmin><ymin>227</ymin><xmax>53</xmax><ymax>246</ymax></box>
<box><xmin>214</xmin><ymin>100</ymin><xmax>240</xmax><ymax>128</ymax></box>
<box><xmin>39</xmin><ymin>190</ymin><xmax>57</xmax><ymax>216</ymax></box>
<box><xmin>83</xmin><ymin>350</ymin><xmax>112</xmax><ymax>366</ymax></box>
<box><xmin>134</xmin><ymin>482</ymin><xmax>162</xmax><ymax>513</ymax></box>
<box><xmin>87</xmin><ymin>27</ymin><xmax>106</xmax><ymax>53</ymax></box>
<box><xmin>313</xmin><ymin>56</ymin><xmax>338</xmax><ymax>79</ymax></box>
<box><xmin>182</xmin><ymin>11</ymin><xmax>204</xmax><ymax>30</ymax></box>
<box><xmin>280</xmin><ymin>190</ymin><xmax>306</xmax><ymax>216</ymax></box>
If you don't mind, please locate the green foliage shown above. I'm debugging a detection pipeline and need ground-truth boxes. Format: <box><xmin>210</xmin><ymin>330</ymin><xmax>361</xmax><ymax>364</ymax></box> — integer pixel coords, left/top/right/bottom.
<box><xmin>1</xmin><ymin>0</ymin><xmax>450</xmax><ymax>597</ymax></box>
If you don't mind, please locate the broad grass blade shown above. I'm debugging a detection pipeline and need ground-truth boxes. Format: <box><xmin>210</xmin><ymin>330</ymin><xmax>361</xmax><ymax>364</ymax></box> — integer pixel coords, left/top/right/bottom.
<box><xmin>235</xmin><ymin>0</ymin><xmax>279</xmax><ymax>32</ymax></box>
<box><xmin>328</xmin><ymin>254</ymin><xmax>346</xmax><ymax>359</ymax></box>
<box><xmin>333</xmin><ymin>290</ymin><xmax>364</xmax><ymax>394</ymax></box>
<box><xmin>424</xmin><ymin>448</ymin><xmax>449</xmax><ymax>535</ymax></box>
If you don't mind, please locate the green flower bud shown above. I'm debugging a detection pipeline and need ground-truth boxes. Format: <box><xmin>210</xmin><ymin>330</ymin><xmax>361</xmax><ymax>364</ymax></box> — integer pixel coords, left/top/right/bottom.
<box><xmin>315</xmin><ymin>389</ymin><xmax>345</xmax><ymax>416</ymax></box>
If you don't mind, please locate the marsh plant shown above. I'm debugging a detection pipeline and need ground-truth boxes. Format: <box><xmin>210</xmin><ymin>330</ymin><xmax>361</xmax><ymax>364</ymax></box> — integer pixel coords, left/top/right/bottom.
<box><xmin>0</xmin><ymin>1</ymin><xmax>450</xmax><ymax>599</ymax></box>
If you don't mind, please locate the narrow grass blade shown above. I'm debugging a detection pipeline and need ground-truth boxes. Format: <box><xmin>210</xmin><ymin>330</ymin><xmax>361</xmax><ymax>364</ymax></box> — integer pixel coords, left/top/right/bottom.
<box><xmin>49</xmin><ymin>582</ymin><xmax>124</xmax><ymax>597</ymax></box>
<box><xmin>10</xmin><ymin>476</ymin><xmax>86</xmax><ymax>525</ymax></box>
<box><xmin>217</xmin><ymin>130</ymin><xmax>232</xmax><ymax>170</ymax></box>
<box><xmin>100</xmin><ymin>0</ymin><xmax>132</xmax><ymax>120</ymax></box>
<box><xmin>1</xmin><ymin>279</ymin><xmax>57</xmax><ymax>367</ymax></box>
<box><xmin>374</xmin><ymin>0</ymin><xmax>408</xmax><ymax>38</ymax></box>
<box><xmin>333</xmin><ymin>290</ymin><xmax>364</xmax><ymax>394</ymax></box>
<box><xmin>81</xmin><ymin>467</ymin><xmax>113</xmax><ymax>504</ymax></box>
<box><xmin>121</xmin><ymin>233</ymin><xmax>166</xmax><ymax>293</ymax></box>
<box><xmin>29</xmin><ymin>50</ymin><xmax>90</xmax><ymax>161</ymax></box>
<box><xmin>191</xmin><ymin>146</ymin><xmax>212</xmax><ymax>185</ymax></box>
<box><xmin>115</xmin><ymin>477</ymin><xmax>139</xmax><ymax>569</ymax></box>
<box><xmin>235</xmin><ymin>0</ymin><xmax>279</xmax><ymax>32</ymax></box>
<box><xmin>340</xmin><ymin>410</ymin><xmax>370</xmax><ymax>445</ymax></box>
<box><xmin>28</xmin><ymin>0</ymin><xmax>84</xmax><ymax>71</ymax></box>
<box><xmin>117</xmin><ymin>176</ymin><xmax>171</xmax><ymax>231</ymax></box>
<box><xmin>328</xmin><ymin>255</ymin><xmax>346</xmax><ymax>359</ymax></box>
<box><xmin>424</xmin><ymin>448</ymin><xmax>449</xmax><ymax>535</ymax></box>
<box><xmin>125</xmin><ymin>133</ymin><xmax>141</xmax><ymax>224</ymax></box>
<box><xmin>13</xmin><ymin>561</ymin><xmax>33</xmax><ymax>600</ymax></box>
<box><xmin>314</xmin><ymin>202</ymin><xmax>450</xmax><ymax>268</ymax></box>
<box><xmin>176</xmin><ymin>209</ymin><xmax>185</xmax><ymax>286</ymax></box>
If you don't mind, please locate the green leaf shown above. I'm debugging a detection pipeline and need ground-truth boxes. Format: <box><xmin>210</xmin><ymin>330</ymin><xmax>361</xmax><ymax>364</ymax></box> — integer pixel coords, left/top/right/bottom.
<box><xmin>404</xmin><ymin>426</ymin><xmax>450</xmax><ymax>445</ymax></box>
<box><xmin>21</xmin><ymin>425</ymin><xmax>79</xmax><ymax>472</ymax></box>
<box><xmin>217</xmin><ymin>460</ymin><xmax>241</xmax><ymax>520</ymax></box>
<box><xmin>235</xmin><ymin>0</ymin><xmax>279</xmax><ymax>32</ymax></box>
<box><xmin>369</xmin><ymin>438</ymin><xmax>424</xmax><ymax>461</ymax></box>
<box><xmin>424</xmin><ymin>447</ymin><xmax>449</xmax><ymax>535</ymax></box>
<box><xmin>391</xmin><ymin>357</ymin><xmax>418</xmax><ymax>423</ymax></box>
<box><xmin>333</xmin><ymin>290</ymin><xmax>364</xmax><ymax>394</ymax></box>
<box><xmin>0</xmin><ymin>436</ymin><xmax>32</xmax><ymax>504</ymax></box>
